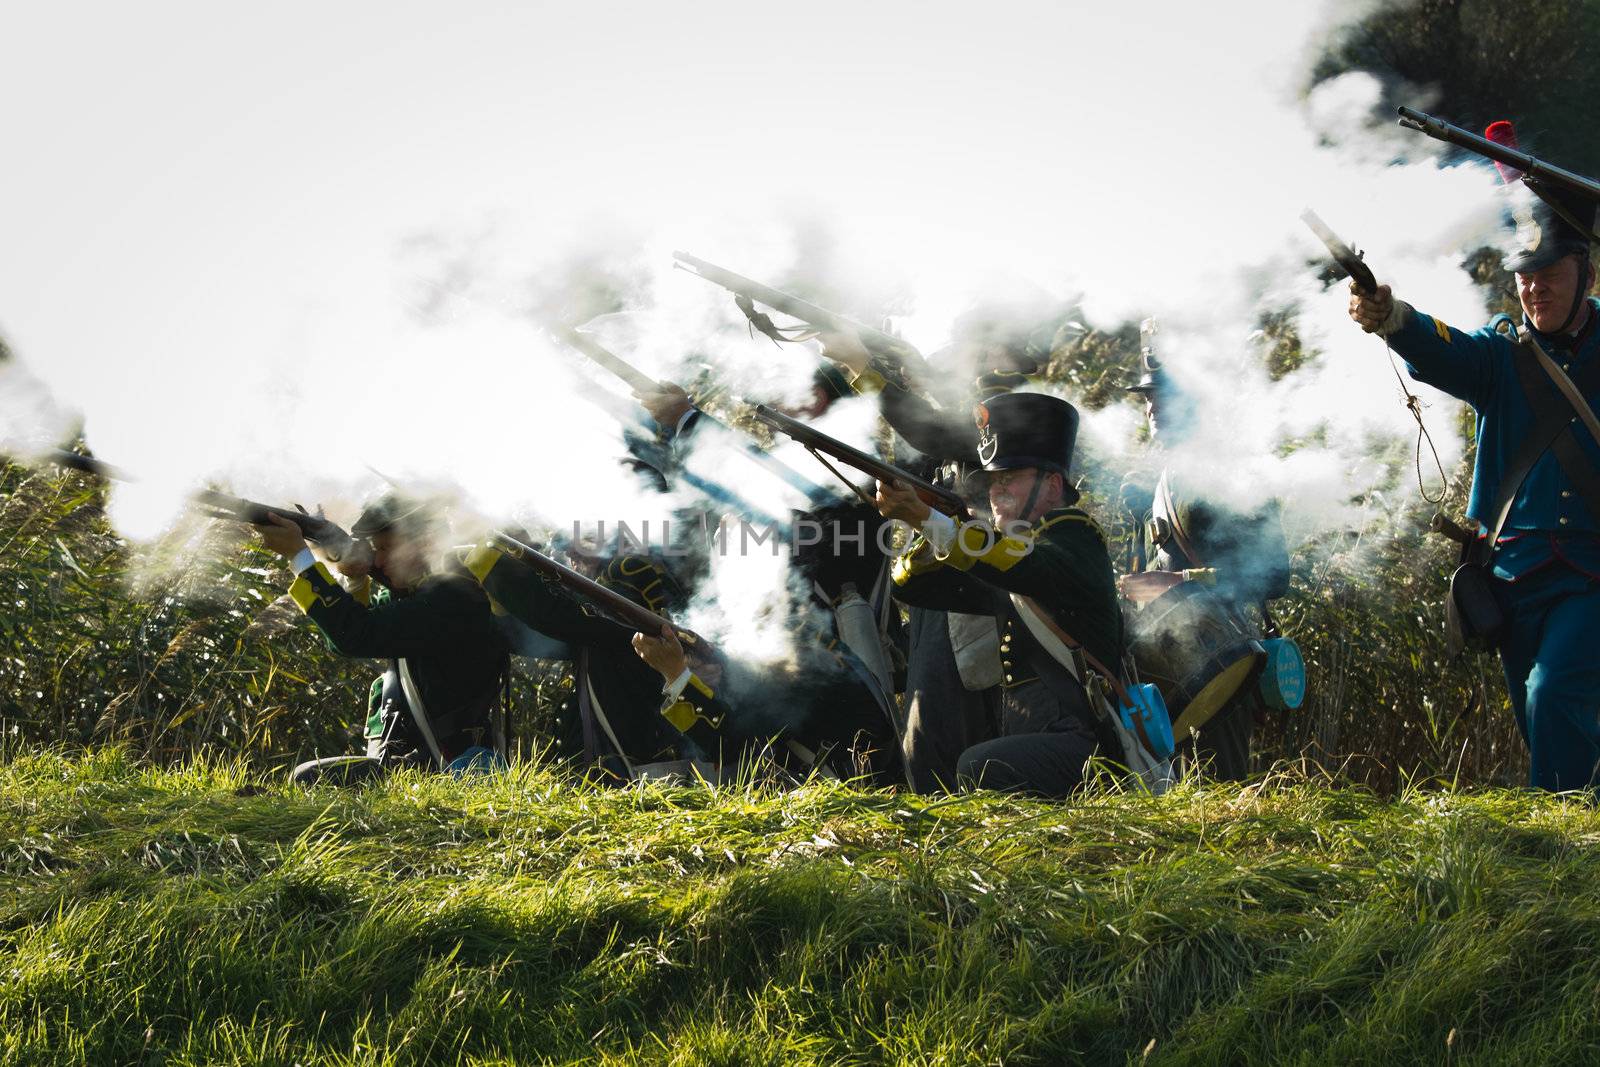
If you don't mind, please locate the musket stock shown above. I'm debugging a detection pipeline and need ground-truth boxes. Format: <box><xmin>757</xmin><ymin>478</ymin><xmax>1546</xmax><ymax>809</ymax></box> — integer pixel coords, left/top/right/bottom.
<box><xmin>1301</xmin><ymin>209</ymin><xmax>1378</xmax><ymax>295</ymax></box>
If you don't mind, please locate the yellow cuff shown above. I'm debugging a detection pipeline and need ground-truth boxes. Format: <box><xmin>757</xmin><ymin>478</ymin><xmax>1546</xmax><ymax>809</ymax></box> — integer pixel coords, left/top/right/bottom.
<box><xmin>946</xmin><ymin>524</ymin><xmax>1034</xmax><ymax>573</ymax></box>
<box><xmin>892</xmin><ymin>536</ymin><xmax>946</xmax><ymax>585</ymax></box>
<box><xmin>288</xmin><ymin>562</ymin><xmax>337</xmax><ymax>614</ymax></box>
<box><xmin>1181</xmin><ymin>567</ymin><xmax>1218</xmax><ymax>586</ymax></box>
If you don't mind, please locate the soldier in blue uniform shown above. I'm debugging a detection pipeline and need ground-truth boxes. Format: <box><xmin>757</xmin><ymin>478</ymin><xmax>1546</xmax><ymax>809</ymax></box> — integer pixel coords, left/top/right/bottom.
<box><xmin>1349</xmin><ymin>192</ymin><xmax>1600</xmax><ymax>791</ymax></box>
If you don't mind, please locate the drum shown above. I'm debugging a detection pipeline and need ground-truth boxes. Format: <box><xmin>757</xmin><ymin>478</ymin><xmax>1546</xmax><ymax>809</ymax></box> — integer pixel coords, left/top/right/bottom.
<box><xmin>1128</xmin><ymin>583</ymin><xmax>1265</xmax><ymax>743</ymax></box>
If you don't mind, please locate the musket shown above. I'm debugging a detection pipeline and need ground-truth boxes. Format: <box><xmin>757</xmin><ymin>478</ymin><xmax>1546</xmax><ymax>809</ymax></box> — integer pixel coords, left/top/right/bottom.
<box><xmin>545</xmin><ymin>322</ymin><xmax>660</xmax><ymax>395</ymax></box>
<box><xmin>33</xmin><ymin>448</ymin><xmax>354</xmax><ymax>558</ymax></box>
<box><xmin>1300</xmin><ymin>209</ymin><xmax>1378</xmax><ymax>295</ymax></box>
<box><xmin>672</xmin><ymin>251</ymin><xmax>929</xmax><ymax>389</ymax></box>
<box><xmin>752</xmin><ymin>405</ymin><xmax>970</xmax><ymax>520</ymax></box>
<box><xmin>1397</xmin><ymin>107</ymin><xmax>1600</xmax><ymax>243</ymax></box>
<box><xmin>544</xmin><ymin>323</ymin><xmax>838</xmax><ymax>507</ymax></box>
<box><xmin>489</xmin><ymin>530</ymin><xmax>693</xmax><ymax>640</ymax></box>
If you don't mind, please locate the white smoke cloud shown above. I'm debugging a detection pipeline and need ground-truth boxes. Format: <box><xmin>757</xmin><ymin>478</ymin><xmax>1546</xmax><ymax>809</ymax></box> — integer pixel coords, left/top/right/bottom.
<box><xmin>0</xmin><ymin>0</ymin><xmax>1526</xmax><ymax>646</ymax></box>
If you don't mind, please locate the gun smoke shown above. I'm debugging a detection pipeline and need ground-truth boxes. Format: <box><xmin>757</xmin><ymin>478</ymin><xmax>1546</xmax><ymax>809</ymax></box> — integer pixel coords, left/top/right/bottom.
<box><xmin>0</xmin><ymin>0</ymin><xmax>1522</xmax><ymax>670</ymax></box>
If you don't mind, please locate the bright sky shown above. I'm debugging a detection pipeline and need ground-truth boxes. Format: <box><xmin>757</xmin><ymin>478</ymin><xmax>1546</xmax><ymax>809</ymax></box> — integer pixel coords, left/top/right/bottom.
<box><xmin>0</xmin><ymin>1</ymin><xmax>1508</xmax><ymax>539</ymax></box>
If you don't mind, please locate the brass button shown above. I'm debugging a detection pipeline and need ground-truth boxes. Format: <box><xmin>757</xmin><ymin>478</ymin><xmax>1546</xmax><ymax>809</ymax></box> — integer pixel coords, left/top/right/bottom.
<box><xmin>1004</xmin><ymin>674</ymin><xmax>1014</xmax><ymax>683</ymax></box>
<box><xmin>1559</xmin><ymin>517</ymin><xmax>1569</xmax><ymax>525</ymax></box>
<box><xmin>1563</xmin><ymin>490</ymin><xmax>1573</xmax><ymax>499</ymax></box>
<box><xmin>1002</xmin><ymin>659</ymin><xmax>1012</xmax><ymax>669</ymax></box>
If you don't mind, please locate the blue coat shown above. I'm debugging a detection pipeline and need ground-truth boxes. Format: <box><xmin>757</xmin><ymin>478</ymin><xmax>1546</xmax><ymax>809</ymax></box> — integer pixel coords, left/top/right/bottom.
<box><xmin>1388</xmin><ymin>298</ymin><xmax>1600</xmax><ymax>580</ymax></box>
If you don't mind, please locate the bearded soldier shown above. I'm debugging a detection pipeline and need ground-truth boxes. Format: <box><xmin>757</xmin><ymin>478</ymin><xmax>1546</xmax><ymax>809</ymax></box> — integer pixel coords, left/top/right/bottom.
<box><xmin>254</xmin><ymin>493</ymin><xmax>509</xmax><ymax>786</ymax></box>
<box><xmin>1349</xmin><ymin>187</ymin><xmax>1600</xmax><ymax>792</ymax></box>
<box><xmin>874</xmin><ymin>392</ymin><xmax>1133</xmax><ymax>796</ymax></box>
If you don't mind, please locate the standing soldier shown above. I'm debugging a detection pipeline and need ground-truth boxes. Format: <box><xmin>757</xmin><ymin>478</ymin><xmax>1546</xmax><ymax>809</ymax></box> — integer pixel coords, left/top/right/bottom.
<box><xmin>874</xmin><ymin>392</ymin><xmax>1135</xmax><ymax>796</ymax></box>
<box><xmin>1120</xmin><ymin>321</ymin><xmax>1289</xmax><ymax>780</ymax></box>
<box><xmin>1348</xmin><ymin>190</ymin><xmax>1600</xmax><ymax>791</ymax></box>
<box><xmin>254</xmin><ymin>493</ymin><xmax>510</xmax><ymax>786</ymax></box>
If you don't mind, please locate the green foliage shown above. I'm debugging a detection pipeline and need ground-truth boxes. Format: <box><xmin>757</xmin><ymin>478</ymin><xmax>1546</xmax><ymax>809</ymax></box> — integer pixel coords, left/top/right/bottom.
<box><xmin>2</xmin><ymin>752</ymin><xmax>1598</xmax><ymax>1064</ymax></box>
<box><xmin>0</xmin><ymin>460</ymin><xmax>561</xmax><ymax>770</ymax></box>
<box><xmin>1318</xmin><ymin>0</ymin><xmax>1600</xmax><ymax>176</ymax></box>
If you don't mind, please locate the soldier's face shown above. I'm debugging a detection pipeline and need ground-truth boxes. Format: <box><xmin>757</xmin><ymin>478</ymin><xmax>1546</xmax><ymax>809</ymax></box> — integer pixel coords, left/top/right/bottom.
<box><xmin>370</xmin><ymin>530</ymin><xmax>428</xmax><ymax>591</ymax></box>
<box><xmin>988</xmin><ymin>467</ymin><xmax>1056</xmax><ymax>525</ymax></box>
<box><xmin>1518</xmin><ymin>255</ymin><xmax>1590</xmax><ymax>333</ymax></box>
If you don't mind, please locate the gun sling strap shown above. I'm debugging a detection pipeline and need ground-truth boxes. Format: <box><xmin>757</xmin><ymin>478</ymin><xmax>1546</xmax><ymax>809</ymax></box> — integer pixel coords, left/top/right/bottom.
<box><xmin>1482</xmin><ymin>336</ymin><xmax>1600</xmax><ymax>556</ymax></box>
<box><xmin>1009</xmin><ymin>594</ymin><xmax>1165</xmax><ymax>763</ymax></box>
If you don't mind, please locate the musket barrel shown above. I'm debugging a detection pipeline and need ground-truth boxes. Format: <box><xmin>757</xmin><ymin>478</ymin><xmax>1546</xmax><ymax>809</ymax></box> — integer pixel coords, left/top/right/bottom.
<box><xmin>753</xmin><ymin>405</ymin><xmax>968</xmax><ymax>518</ymax></box>
<box><xmin>547</xmin><ymin>324</ymin><xmax>662</xmax><ymax>395</ymax></box>
<box><xmin>42</xmin><ymin>448</ymin><xmax>134</xmax><ymax>482</ymax></box>
<box><xmin>490</xmin><ymin>531</ymin><xmax>675</xmax><ymax>636</ymax></box>
<box><xmin>672</xmin><ymin>251</ymin><xmax>927</xmax><ymax>378</ymax></box>
<box><xmin>1396</xmin><ymin>106</ymin><xmax>1600</xmax><ymax>203</ymax></box>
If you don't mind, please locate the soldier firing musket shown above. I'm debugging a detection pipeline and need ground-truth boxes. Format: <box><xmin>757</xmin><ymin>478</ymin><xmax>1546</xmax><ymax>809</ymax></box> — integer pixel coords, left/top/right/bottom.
<box><xmin>254</xmin><ymin>492</ymin><xmax>511</xmax><ymax>786</ymax></box>
<box><xmin>1340</xmin><ymin>109</ymin><xmax>1600</xmax><ymax>793</ymax></box>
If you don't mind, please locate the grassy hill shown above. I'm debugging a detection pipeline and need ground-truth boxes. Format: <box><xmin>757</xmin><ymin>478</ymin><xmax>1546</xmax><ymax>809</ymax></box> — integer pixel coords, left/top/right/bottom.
<box><xmin>2</xmin><ymin>750</ymin><xmax>1597</xmax><ymax>1065</ymax></box>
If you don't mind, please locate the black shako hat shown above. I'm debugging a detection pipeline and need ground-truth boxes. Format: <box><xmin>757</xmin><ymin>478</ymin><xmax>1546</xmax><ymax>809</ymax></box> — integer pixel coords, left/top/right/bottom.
<box><xmin>973</xmin><ymin>392</ymin><xmax>1079</xmax><ymax>477</ymax></box>
<box><xmin>1506</xmin><ymin>189</ymin><xmax>1595</xmax><ymax>274</ymax></box>
<box><xmin>351</xmin><ymin>491</ymin><xmax>436</xmax><ymax>539</ymax></box>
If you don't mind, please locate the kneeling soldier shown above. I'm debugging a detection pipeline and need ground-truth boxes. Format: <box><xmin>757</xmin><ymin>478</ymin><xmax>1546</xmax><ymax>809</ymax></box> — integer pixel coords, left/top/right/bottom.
<box><xmin>875</xmin><ymin>392</ymin><xmax>1129</xmax><ymax>797</ymax></box>
<box><xmin>255</xmin><ymin>493</ymin><xmax>509</xmax><ymax>786</ymax></box>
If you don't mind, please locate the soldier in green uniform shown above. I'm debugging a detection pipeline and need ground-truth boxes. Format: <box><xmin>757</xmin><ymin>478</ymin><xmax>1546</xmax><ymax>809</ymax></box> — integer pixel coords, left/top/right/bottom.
<box><xmin>874</xmin><ymin>392</ymin><xmax>1131</xmax><ymax>796</ymax></box>
<box><xmin>463</xmin><ymin>540</ymin><xmax>725</xmax><ymax>779</ymax></box>
<box><xmin>819</xmin><ymin>309</ymin><xmax>1070</xmax><ymax>793</ymax></box>
<box><xmin>254</xmin><ymin>493</ymin><xmax>510</xmax><ymax>786</ymax></box>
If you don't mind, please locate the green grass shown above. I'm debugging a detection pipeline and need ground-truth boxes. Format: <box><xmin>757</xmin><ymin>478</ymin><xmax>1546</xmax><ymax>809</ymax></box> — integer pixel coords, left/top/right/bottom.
<box><xmin>2</xmin><ymin>751</ymin><xmax>1598</xmax><ymax>1065</ymax></box>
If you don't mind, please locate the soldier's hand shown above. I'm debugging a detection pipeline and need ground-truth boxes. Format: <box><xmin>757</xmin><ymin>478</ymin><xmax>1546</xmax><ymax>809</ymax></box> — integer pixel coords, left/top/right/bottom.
<box><xmin>255</xmin><ymin>512</ymin><xmax>308</xmax><ymax>559</ymax></box>
<box><xmin>817</xmin><ymin>329</ymin><xmax>871</xmax><ymax>375</ymax></box>
<box><xmin>1118</xmin><ymin>570</ymin><xmax>1185</xmax><ymax>605</ymax></box>
<box><xmin>636</xmin><ymin>381</ymin><xmax>694</xmax><ymax>430</ymax></box>
<box><xmin>1348</xmin><ymin>280</ymin><xmax>1396</xmax><ymax>334</ymax></box>
<box><xmin>875</xmin><ymin>478</ymin><xmax>933</xmax><ymax>527</ymax></box>
<box><xmin>632</xmin><ymin>625</ymin><xmax>690</xmax><ymax>681</ymax></box>
<box><xmin>334</xmin><ymin>540</ymin><xmax>374</xmax><ymax>579</ymax></box>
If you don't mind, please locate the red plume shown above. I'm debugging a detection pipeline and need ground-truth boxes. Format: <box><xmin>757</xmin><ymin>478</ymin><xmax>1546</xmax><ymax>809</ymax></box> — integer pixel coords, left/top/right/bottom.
<box><xmin>1484</xmin><ymin>120</ymin><xmax>1524</xmax><ymax>184</ymax></box>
